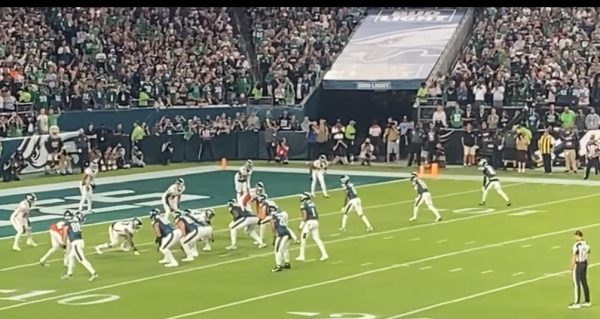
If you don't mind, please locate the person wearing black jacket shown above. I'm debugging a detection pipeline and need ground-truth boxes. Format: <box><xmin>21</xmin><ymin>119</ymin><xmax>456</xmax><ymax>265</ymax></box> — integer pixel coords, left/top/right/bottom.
<box><xmin>407</xmin><ymin>123</ymin><xmax>424</xmax><ymax>167</ymax></box>
<box><xmin>75</xmin><ymin>128</ymin><xmax>91</xmax><ymax>173</ymax></box>
<box><xmin>424</xmin><ymin>122</ymin><xmax>439</xmax><ymax>164</ymax></box>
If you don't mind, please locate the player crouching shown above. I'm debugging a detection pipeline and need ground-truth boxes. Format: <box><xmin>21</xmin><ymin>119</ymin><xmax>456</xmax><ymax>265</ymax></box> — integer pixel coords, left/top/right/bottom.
<box><xmin>39</xmin><ymin>210</ymin><xmax>73</xmax><ymax>267</ymax></box>
<box><xmin>95</xmin><ymin>217</ymin><xmax>143</xmax><ymax>255</ymax></box>
<box><xmin>225</xmin><ymin>200</ymin><xmax>265</xmax><ymax>250</ymax></box>
<box><xmin>175</xmin><ymin>210</ymin><xmax>214</xmax><ymax>262</ymax></box>
<box><xmin>187</xmin><ymin>209</ymin><xmax>216</xmax><ymax>252</ymax></box>
<box><xmin>271</xmin><ymin>207</ymin><xmax>292</xmax><ymax>272</ymax></box>
<box><xmin>150</xmin><ymin>209</ymin><xmax>180</xmax><ymax>268</ymax></box>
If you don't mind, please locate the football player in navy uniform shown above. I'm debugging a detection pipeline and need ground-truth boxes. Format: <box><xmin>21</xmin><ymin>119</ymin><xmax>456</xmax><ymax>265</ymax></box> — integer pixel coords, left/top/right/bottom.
<box><xmin>61</xmin><ymin>213</ymin><xmax>98</xmax><ymax>281</ymax></box>
<box><xmin>225</xmin><ymin>200</ymin><xmax>265</xmax><ymax>250</ymax></box>
<box><xmin>150</xmin><ymin>209</ymin><xmax>180</xmax><ymax>267</ymax></box>
<box><xmin>296</xmin><ymin>193</ymin><xmax>329</xmax><ymax>262</ymax></box>
<box><xmin>271</xmin><ymin>207</ymin><xmax>292</xmax><ymax>272</ymax></box>
<box><xmin>478</xmin><ymin>159</ymin><xmax>511</xmax><ymax>206</ymax></box>
<box><xmin>339</xmin><ymin>175</ymin><xmax>373</xmax><ymax>232</ymax></box>
<box><xmin>409</xmin><ymin>173</ymin><xmax>442</xmax><ymax>222</ymax></box>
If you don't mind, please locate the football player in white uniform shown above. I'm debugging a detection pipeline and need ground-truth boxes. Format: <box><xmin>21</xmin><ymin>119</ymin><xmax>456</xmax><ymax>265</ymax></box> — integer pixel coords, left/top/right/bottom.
<box><xmin>150</xmin><ymin>209</ymin><xmax>180</xmax><ymax>268</ymax></box>
<box><xmin>225</xmin><ymin>199</ymin><xmax>265</xmax><ymax>250</ymax></box>
<box><xmin>10</xmin><ymin>193</ymin><xmax>37</xmax><ymax>251</ymax></box>
<box><xmin>39</xmin><ymin>210</ymin><xmax>73</xmax><ymax>266</ymax></box>
<box><xmin>409</xmin><ymin>173</ymin><xmax>442</xmax><ymax>222</ymax></box>
<box><xmin>240</xmin><ymin>181</ymin><xmax>265</xmax><ymax>211</ymax></box>
<box><xmin>78</xmin><ymin>159</ymin><xmax>99</xmax><ymax>213</ymax></box>
<box><xmin>94</xmin><ymin>217</ymin><xmax>143</xmax><ymax>255</ymax></box>
<box><xmin>162</xmin><ymin>178</ymin><xmax>185</xmax><ymax>220</ymax></box>
<box><xmin>234</xmin><ymin>160</ymin><xmax>254</xmax><ymax>204</ymax></box>
<box><xmin>310</xmin><ymin>155</ymin><xmax>330</xmax><ymax>198</ymax></box>
<box><xmin>478</xmin><ymin>159</ymin><xmax>511</xmax><ymax>206</ymax></box>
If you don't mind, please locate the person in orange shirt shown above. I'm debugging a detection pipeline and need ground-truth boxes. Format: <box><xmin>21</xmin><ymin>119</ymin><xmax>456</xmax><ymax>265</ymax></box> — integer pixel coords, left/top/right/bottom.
<box><xmin>39</xmin><ymin>210</ymin><xmax>73</xmax><ymax>267</ymax></box>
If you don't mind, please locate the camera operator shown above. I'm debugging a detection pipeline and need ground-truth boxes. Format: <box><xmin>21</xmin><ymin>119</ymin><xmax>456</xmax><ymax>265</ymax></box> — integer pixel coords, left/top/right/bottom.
<box><xmin>102</xmin><ymin>146</ymin><xmax>117</xmax><ymax>171</ymax></box>
<box><xmin>57</xmin><ymin>147</ymin><xmax>73</xmax><ymax>175</ymax></box>
<box><xmin>114</xmin><ymin>143</ymin><xmax>130</xmax><ymax>169</ymax></box>
<box><xmin>161</xmin><ymin>140</ymin><xmax>174</xmax><ymax>165</ymax></box>
<box><xmin>359</xmin><ymin>138</ymin><xmax>376</xmax><ymax>166</ymax></box>
<box><xmin>331</xmin><ymin>139</ymin><xmax>349</xmax><ymax>165</ymax></box>
<box><xmin>75</xmin><ymin>128</ymin><xmax>91</xmax><ymax>173</ymax></box>
<box><xmin>131</xmin><ymin>146</ymin><xmax>146</xmax><ymax>168</ymax></box>
<box><xmin>275</xmin><ymin>138</ymin><xmax>290</xmax><ymax>164</ymax></box>
<box><xmin>2</xmin><ymin>151</ymin><xmax>26</xmax><ymax>182</ymax></box>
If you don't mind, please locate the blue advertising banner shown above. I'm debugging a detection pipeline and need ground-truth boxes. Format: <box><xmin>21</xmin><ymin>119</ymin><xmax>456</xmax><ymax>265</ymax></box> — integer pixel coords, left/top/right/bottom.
<box><xmin>323</xmin><ymin>8</ymin><xmax>466</xmax><ymax>91</ymax></box>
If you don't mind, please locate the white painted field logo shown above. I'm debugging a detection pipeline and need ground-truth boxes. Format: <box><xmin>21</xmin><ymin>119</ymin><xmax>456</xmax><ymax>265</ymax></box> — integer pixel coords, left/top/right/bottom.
<box><xmin>0</xmin><ymin>190</ymin><xmax>209</xmax><ymax>227</ymax></box>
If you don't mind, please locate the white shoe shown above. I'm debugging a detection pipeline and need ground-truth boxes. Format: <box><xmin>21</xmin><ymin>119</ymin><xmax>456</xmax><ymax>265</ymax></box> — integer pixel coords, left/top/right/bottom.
<box><xmin>257</xmin><ymin>243</ymin><xmax>267</xmax><ymax>248</ymax></box>
<box><xmin>158</xmin><ymin>259</ymin><xmax>168</xmax><ymax>264</ymax></box>
<box><xmin>192</xmin><ymin>251</ymin><xmax>199</xmax><ymax>257</ymax></box>
<box><xmin>12</xmin><ymin>246</ymin><xmax>21</xmax><ymax>251</ymax></box>
<box><xmin>366</xmin><ymin>227</ymin><xmax>373</xmax><ymax>232</ymax></box>
<box><xmin>339</xmin><ymin>227</ymin><xmax>346</xmax><ymax>232</ymax></box>
<box><xmin>120</xmin><ymin>247</ymin><xmax>130</xmax><ymax>252</ymax></box>
<box><xmin>582</xmin><ymin>302</ymin><xmax>592</xmax><ymax>307</ymax></box>
<box><xmin>182</xmin><ymin>257</ymin><xmax>194</xmax><ymax>262</ymax></box>
<box><xmin>26</xmin><ymin>241</ymin><xmax>38</xmax><ymax>247</ymax></box>
<box><xmin>435</xmin><ymin>217</ymin><xmax>443</xmax><ymax>222</ymax></box>
<box><xmin>89</xmin><ymin>273</ymin><xmax>99</xmax><ymax>282</ymax></box>
<box><xmin>61</xmin><ymin>274</ymin><xmax>72</xmax><ymax>280</ymax></box>
<box><xmin>568</xmin><ymin>303</ymin><xmax>581</xmax><ymax>309</ymax></box>
<box><xmin>202</xmin><ymin>246</ymin><xmax>212</xmax><ymax>252</ymax></box>
<box><xmin>133</xmin><ymin>250</ymin><xmax>140</xmax><ymax>256</ymax></box>
<box><xmin>253</xmin><ymin>241</ymin><xmax>259</xmax><ymax>245</ymax></box>
<box><xmin>409</xmin><ymin>217</ymin><xmax>417</xmax><ymax>222</ymax></box>
<box><xmin>320</xmin><ymin>255</ymin><xmax>329</xmax><ymax>261</ymax></box>
<box><xmin>323</xmin><ymin>194</ymin><xmax>330</xmax><ymax>198</ymax></box>
<box><xmin>165</xmin><ymin>262</ymin><xmax>179</xmax><ymax>268</ymax></box>
<box><xmin>296</xmin><ymin>256</ymin><xmax>305</xmax><ymax>261</ymax></box>
<box><xmin>95</xmin><ymin>246</ymin><xmax>103</xmax><ymax>255</ymax></box>
<box><xmin>225</xmin><ymin>245</ymin><xmax>237</xmax><ymax>250</ymax></box>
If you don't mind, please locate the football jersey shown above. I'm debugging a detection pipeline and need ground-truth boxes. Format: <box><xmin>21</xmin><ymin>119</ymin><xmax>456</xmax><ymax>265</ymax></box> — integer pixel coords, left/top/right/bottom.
<box><xmin>482</xmin><ymin>165</ymin><xmax>499</xmax><ymax>185</ymax></box>
<box><xmin>412</xmin><ymin>178</ymin><xmax>429</xmax><ymax>194</ymax></box>
<box><xmin>111</xmin><ymin>220</ymin><xmax>136</xmax><ymax>235</ymax></box>
<box><xmin>343</xmin><ymin>182</ymin><xmax>358</xmax><ymax>200</ymax></box>
<box><xmin>235</xmin><ymin>166</ymin><xmax>252</xmax><ymax>182</ymax></box>
<box><xmin>165</xmin><ymin>184</ymin><xmax>185</xmax><ymax>197</ymax></box>
<box><xmin>153</xmin><ymin>217</ymin><xmax>174</xmax><ymax>237</ymax></box>
<box><xmin>50</xmin><ymin>220</ymin><xmax>67</xmax><ymax>233</ymax></box>
<box><xmin>272</xmin><ymin>211</ymin><xmax>290</xmax><ymax>237</ymax></box>
<box><xmin>11</xmin><ymin>200</ymin><xmax>31</xmax><ymax>219</ymax></box>
<box><xmin>176</xmin><ymin>216</ymin><xmax>197</xmax><ymax>233</ymax></box>
<box><xmin>81</xmin><ymin>167</ymin><xmax>97</xmax><ymax>186</ymax></box>
<box><xmin>301</xmin><ymin>201</ymin><xmax>319</xmax><ymax>220</ymax></box>
<box><xmin>312</xmin><ymin>159</ymin><xmax>328</xmax><ymax>171</ymax></box>
<box><xmin>66</xmin><ymin>221</ymin><xmax>83</xmax><ymax>241</ymax></box>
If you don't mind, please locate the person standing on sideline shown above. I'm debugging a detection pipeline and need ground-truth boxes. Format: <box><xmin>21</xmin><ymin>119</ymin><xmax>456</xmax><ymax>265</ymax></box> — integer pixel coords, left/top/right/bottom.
<box><xmin>538</xmin><ymin>129</ymin><xmax>554</xmax><ymax>174</ymax></box>
<box><xmin>398</xmin><ymin>116</ymin><xmax>412</xmax><ymax>159</ymax></box>
<box><xmin>569</xmin><ymin>230</ymin><xmax>591</xmax><ymax>309</ymax></box>
<box><xmin>562</xmin><ymin>129</ymin><xmax>578</xmax><ymax>174</ymax></box>
<box><xmin>384</xmin><ymin>121</ymin><xmax>400</xmax><ymax>163</ymax></box>
<box><xmin>315</xmin><ymin>119</ymin><xmax>330</xmax><ymax>157</ymax></box>
<box><xmin>461</xmin><ymin>123</ymin><xmax>477</xmax><ymax>167</ymax></box>
<box><xmin>407</xmin><ymin>123</ymin><xmax>424</xmax><ymax>167</ymax></box>
<box><xmin>344</xmin><ymin>120</ymin><xmax>356</xmax><ymax>163</ymax></box>
<box><xmin>368</xmin><ymin>121</ymin><xmax>382</xmax><ymax>161</ymax></box>
<box><xmin>584</xmin><ymin>135</ymin><xmax>600</xmax><ymax>180</ymax></box>
<box><xmin>264</xmin><ymin>119</ymin><xmax>277</xmax><ymax>162</ymax></box>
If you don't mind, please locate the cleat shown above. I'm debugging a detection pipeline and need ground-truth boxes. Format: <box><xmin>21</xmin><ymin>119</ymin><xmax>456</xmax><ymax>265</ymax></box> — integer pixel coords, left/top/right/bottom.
<box><xmin>26</xmin><ymin>241</ymin><xmax>38</xmax><ymax>247</ymax></box>
<box><xmin>95</xmin><ymin>246</ymin><xmax>103</xmax><ymax>255</ymax></box>
<box><xmin>435</xmin><ymin>217</ymin><xmax>442</xmax><ymax>222</ymax></box>
<box><xmin>296</xmin><ymin>256</ymin><xmax>305</xmax><ymax>262</ymax></box>
<box><xmin>323</xmin><ymin>195</ymin><xmax>330</xmax><ymax>198</ymax></box>
<box><xmin>478</xmin><ymin>201</ymin><xmax>486</xmax><ymax>206</ymax></box>
<box><xmin>225</xmin><ymin>245</ymin><xmax>237</xmax><ymax>250</ymax></box>
<box><xmin>192</xmin><ymin>251</ymin><xmax>199</xmax><ymax>257</ymax></box>
<box><xmin>253</xmin><ymin>241</ymin><xmax>259</xmax><ymax>245</ymax></box>
<box><xmin>258</xmin><ymin>243</ymin><xmax>267</xmax><ymax>248</ymax></box>
<box><xmin>12</xmin><ymin>246</ymin><xmax>21</xmax><ymax>251</ymax></box>
<box><xmin>88</xmin><ymin>273</ymin><xmax>99</xmax><ymax>282</ymax></box>
<box><xmin>61</xmin><ymin>274</ymin><xmax>72</xmax><ymax>280</ymax></box>
<box><xmin>283</xmin><ymin>263</ymin><xmax>291</xmax><ymax>269</ymax></box>
<box><xmin>272</xmin><ymin>266</ymin><xmax>283</xmax><ymax>272</ymax></box>
<box><xmin>165</xmin><ymin>262</ymin><xmax>179</xmax><ymax>268</ymax></box>
<box><xmin>320</xmin><ymin>255</ymin><xmax>329</xmax><ymax>261</ymax></box>
<box><xmin>158</xmin><ymin>259</ymin><xmax>168</xmax><ymax>264</ymax></box>
<box><xmin>582</xmin><ymin>302</ymin><xmax>592</xmax><ymax>307</ymax></box>
<box><xmin>339</xmin><ymin>227</ymin><xmax>346</xmax><ymax>232</ymax></box>
<box><xmin>409</xmin><ymin>217</ymin><xmax>416</xmax><ymax>222</ymax></box>
<box><xmin>506</xmin><ymin>202</ymin><xmax>512</xmax><ymax>207</ymax></box>
<box><xmin>366</xmin><ymin>227</ymin><xmax>373</xmax><ymax>232</ymax></box>
<box><xmin>39</xmin><ymin>261</ymin><xmax>49</xmax><ymax>267</ymax></box>
<box><xmin>202</xmin><ymin>246</ymin><xmax>212</xmax><ymax>252</ymax></box>
<box><xmin>568</xmin><ymin>303</ymin><xmax>581</xmax><ymax>309</ymax></box>
<box><xmin>182</xmin><ymin>257</ymin><xmax>194</xmax><ymax>262</ymax></box>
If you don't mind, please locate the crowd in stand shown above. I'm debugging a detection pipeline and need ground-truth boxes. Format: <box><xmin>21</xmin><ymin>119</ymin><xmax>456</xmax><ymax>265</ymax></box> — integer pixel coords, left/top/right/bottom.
<box><xmin>420</xmin><ymin>7</ymin><xmax>600</xmax><ymax>127</ymax></box>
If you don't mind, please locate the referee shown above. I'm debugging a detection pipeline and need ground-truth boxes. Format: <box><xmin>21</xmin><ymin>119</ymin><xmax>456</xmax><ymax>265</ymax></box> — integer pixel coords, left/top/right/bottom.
<box><xmin>584</xmin><ymin>135</ymin><xmax>600</xmax><ymax>180</ymax></box>
<box><xmin>569</xmin><ymin>230</ymin><xmax>591</xmax><ymax>309</ymax></box>
<box><xmin>538</xmin><ymin>129</ymin><xmax>554</xmax><ymax>174</ymax></box>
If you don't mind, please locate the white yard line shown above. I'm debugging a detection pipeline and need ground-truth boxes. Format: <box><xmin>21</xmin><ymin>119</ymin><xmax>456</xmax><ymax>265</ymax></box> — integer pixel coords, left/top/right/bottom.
<box><xmin>449</xmin><ymin>268</ymin><xmax>463</xmax><ymax>272</ymax></box>
<box><xmin>4</xmin><ymin>219</ymin><xmax>599</xmax><ymax>315</ymax></box>
<box><xmin>383</xmin><ymin>264</ymin><xmax>600</xmax><ymax>319</ymax></box>
<box><xmin>331</xmin><ymin>261</ymin><xmax>344</xmax><ymax>265</ymax></box>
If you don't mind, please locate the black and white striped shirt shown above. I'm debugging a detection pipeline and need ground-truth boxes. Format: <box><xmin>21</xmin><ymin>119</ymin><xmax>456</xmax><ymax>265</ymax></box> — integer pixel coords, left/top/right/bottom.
<box><xmin>586</xmin><ymin>142</ymin><xmax>599</xmax><ymax>159</ymax></box>
<box><xmin>573</xmin><ymin>240</ymin><xmax>591</xmax><ymax>263</ymax></box>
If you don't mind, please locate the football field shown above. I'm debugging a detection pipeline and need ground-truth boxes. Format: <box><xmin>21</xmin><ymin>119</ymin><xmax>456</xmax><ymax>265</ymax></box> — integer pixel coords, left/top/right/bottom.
<box><xmin>0</xmin><ymin>164</ymin><xmax>599</xmax><ymax>319</ymax></box>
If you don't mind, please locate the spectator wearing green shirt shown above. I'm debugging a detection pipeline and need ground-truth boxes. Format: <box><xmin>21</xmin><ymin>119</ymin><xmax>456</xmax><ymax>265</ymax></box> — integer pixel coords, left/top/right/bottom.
<box><xmin>18</xmin><ymin>87</ymin><xmax>32</xmax><ymax>104</ymax></box>
<box><xmin>48</xmin><ymin>108</ymin><xmax>61</xmax><ymax>128</ymax></box>
<box><xmin>138</xmin><ymin>88</ymin><xmax>150</xmax><ymax>107</ymax></box>
<box><xmin>416</xmin><ymin>82</ymin><xmax>428</xmax><ymax>105</ymax></box>
<box><xmin>344</xmin><ymin>120</ymin><xmax>357</xmax><ymax>162</ymax></box>
<box><xmin>131</xmin><ymin>122</ymin><xmax>145</xmax><ymax>146</ymax></box>
<box><xmin>560</xmin><ymin>106</ymin><xmax>576</xmax><ymax>129</ymax></box>
<box><xmin>449</xmin><ymin>105</ymin><xmax>464</xmax><ymax>128</ymax></box>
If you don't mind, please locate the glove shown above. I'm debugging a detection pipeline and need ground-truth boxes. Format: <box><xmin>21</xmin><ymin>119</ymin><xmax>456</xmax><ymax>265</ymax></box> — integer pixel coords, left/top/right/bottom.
<box><xmin>272</xmin><ymin>237</ymin><xmax>276</xmax><ymax>246</ymax></box>
<box><xmin>154</xmin><ymin>237</ymin><xmax>161</xmax><ymax>245</ymax></box>
<box><xmin>91</xmin><ymin>183</ymin><xmax>96</xmax><ymax>190</ymax></box>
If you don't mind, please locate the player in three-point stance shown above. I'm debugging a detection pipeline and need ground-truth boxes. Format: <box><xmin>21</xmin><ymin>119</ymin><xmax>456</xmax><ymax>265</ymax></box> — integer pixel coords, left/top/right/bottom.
<box><xmin>39</xmin><ymin>210</ymin><xmax>73</xmax><ymax>267</ymax></box>
<box><xmin>257</xmin><ymin>194</ymin><xmax>299</xmax><ymax>245</ymax></box>
<box><xmin>150</xmin><ymin>209</ymin><xmax>180</xmax><ymax>268</ymax></box>
<box><xmin>185</xmin><ymin>208</ymin><xmax>215</xmax><ymax>252</ymax></box>
<box><xmin>478</xmin><ymin>159</ymin><xmax>511</xmax><ymax>206</ymax></box>
<box><xmin>271</xmin><ymin>207</ymin><xmax>292</xmax><ymax>272</ymax></box>
<box><xmin>61</xmin><ymin>212</ymin><xmax>99</xmax><ymax>281</ymax></box>
<box><xmin>234</xmin><ymin>160</ymin><xmax>254</xmax><ymax>205</ymax></box>
<box><xmin>240</xmin><ymin>181</ymin><xmax>265</xmax><ymax>211</ymax></box>
<box><xmin>162</xmin><ymin>178</ymin><xmax>186</xmax><ymax>220</ymax></box>
<box><xmin>309</xmin><ymin>155</ymin><xmax>330</xmax><ymax>198</ymax></box>
<box><xmin>94</xmin><ymin>217</ymin><xmax>143</xmax><ymax>255</ymax></box>
<box><xmin>339</xmin><ymin>175</ymin><xmax>373</xmax><ymax>232</ymax></box>
<box><xmin>225</xmin><ymin>199</ymin><xmax>265</xmax><ymax>250</ymax></box>
<box><xmin>296</xmin><ymin>192</ymin><xmax>329</xmax><ymax>262</ymax></box>
<box><xmin>409</xmin><ymin>173</ymin><xmax>442</xmax><ymax>222</ymax></box>
<box><xmin>11</xmin><ymin>193</ymin><xmax>37</xmax><ymax>251</ymax></box>
<box><xmin>175</xmin><ymin>210</ymin><xmax>213</xmax><ymax>262</ymax></box>
<box><xmin>78</xmin><ymin>159</ymin><xmax>99</xmax><ymax>213</ymax></box>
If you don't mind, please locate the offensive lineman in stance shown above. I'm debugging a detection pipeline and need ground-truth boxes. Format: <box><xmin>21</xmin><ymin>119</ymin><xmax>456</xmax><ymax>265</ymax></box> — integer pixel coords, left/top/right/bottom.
<box><xmin>162</xmin><ymin>178</ymin><xmax>186</xmax><ymax>220</ymax></box>
<box><xmin>150</xmin><ymin>209</ymin><xmax>180</xmax><ymax>268</ymax></box>
<box><xmin>78</xmin><ymin>159</ymin><xmax>99</xmax><ymax>213</ymax></box>
<box><xmin>339</xmin><ymin>175</ymin><xmax>373</xmax><ymax>232</ymax></box>
<box><xmin>11</xmin><ymin>193</ymin><xmax>37</xmax><ymax>251</ymax></box>
<box><xmin>409</xmin><ymin>173</ymin><xmax>442</xmax><ymax>222</ymax></box>
<box><xmin>225</xmin><ymin>199</ymin><xmax>265</xmax><ymax>250</ymax></box>
<box><xmin>478</xmin><ymin>159</ymin><xmax>511</xmax><ymax>206</ymax></box>
<box><xmin>296</xmin><ymin>192</ymin><xmax>329</xmax><ymax>262</ymax></box>
<box><xmin>95</xmin><ymin>217</ymin><xmax>143</xmax><ymax>255</ymax></box>
<box><xmin>309</xmin><ymin>155</ymin><xmax>330</xmax><ymax>198</ymax></box>
<box><xmin>39</xmin><ymin>210</ymin><xmax>73</xmax><ymax>266</ymax></box>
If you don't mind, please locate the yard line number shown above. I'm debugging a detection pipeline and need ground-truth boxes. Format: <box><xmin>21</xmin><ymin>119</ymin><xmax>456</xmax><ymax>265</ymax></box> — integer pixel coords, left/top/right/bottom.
<box><xmin>0</xmin><ymin>289</ymin><xmax>119</xmax><ymax>306</ymax></box>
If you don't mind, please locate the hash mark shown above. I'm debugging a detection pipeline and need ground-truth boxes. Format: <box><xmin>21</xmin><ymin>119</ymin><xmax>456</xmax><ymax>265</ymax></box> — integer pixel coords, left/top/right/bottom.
<box><xmin>360</xmin><ymin>262</ymin><xmax>373</xmax><ymax>267</ymax></box>
<box><xmin>409</xmin><ymin>237</ymin><xmax>421</xmax><ymax>241</ymax></box>
<box><xmin>551</xmin><ymin>246</ymin><xmax>561</xmax><ymax>250</ymax></box>
<box><xmin>330</xmin><ymin>233</ymin><xmax>341</xmax><ymax>237</ymax></box>
<box><xmin>481</xmin><ymin>270</ymin><xmax>494</xmax><ymax>274</ymax></box>
<box><xmin>218</xmin><ymin>254</ymin><xmax>231</xmax><ymax>258</ymax></box>
<box><xmin>521</xmin><ymin>244</ymin><xmax>532</xmax><ymax>248</ymax></box>
<box><xmin>450</xmin><ymin>268</ymin><xmax>463</xmax><ymax>272</ymax></box>
<box><xmin>331</xmin><ymin>260</ymin><xmax>344</xmax><ymax>265</ymax></box>
<box><xmin>383</xmin><ymin>236</ymin><xmax>394</xmax><ymax>240</ymax></box>
<box><xmin>465</xmin><ymin>241</ymin><xmax>476</xmax><ymax>245</ymax></box>
<box><xmin>420</xmin><ymin>266</ymin><xmax>432</xmax><ymax>270</ymax></box>
<box><xmin>512</xmin><ymin>272</ymin><xmax>525</xmax><ymax>276</ymax></box>
<box><xmin>437</xmin><ymin>239</ymin><xmax>448</xmax><ymax>244</ymax></box>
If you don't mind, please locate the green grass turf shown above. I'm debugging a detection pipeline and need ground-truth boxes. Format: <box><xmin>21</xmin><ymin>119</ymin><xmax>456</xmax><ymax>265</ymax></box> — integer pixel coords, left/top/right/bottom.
<box><xmin>0</xmin><ymin>167</ymin><xmax>598</xmax><ymax>319</ymax></box>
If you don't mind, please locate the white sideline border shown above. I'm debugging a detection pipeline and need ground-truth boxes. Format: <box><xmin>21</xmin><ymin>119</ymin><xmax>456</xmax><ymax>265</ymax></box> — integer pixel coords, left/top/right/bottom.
<box><xmin>1</xmin><ymin>194</ymin><xmax>599</xmax><ymax>313</ymax></box>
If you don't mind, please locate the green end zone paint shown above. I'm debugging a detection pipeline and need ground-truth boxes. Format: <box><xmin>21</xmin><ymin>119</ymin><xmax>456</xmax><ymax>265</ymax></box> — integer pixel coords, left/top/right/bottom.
<box><xmin>0</xmin><ymin>169</ymin><xmax>396</xmax><ymax>238</ymax></box>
